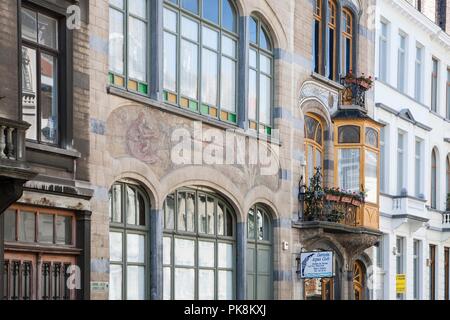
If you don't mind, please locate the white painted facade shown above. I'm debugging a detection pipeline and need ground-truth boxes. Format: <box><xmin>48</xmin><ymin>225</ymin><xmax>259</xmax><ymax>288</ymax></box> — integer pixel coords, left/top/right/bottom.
<box><xmin>370</xmin><ymin>0</ymin><xmax>450</xmax><ymax>300</ymax></box>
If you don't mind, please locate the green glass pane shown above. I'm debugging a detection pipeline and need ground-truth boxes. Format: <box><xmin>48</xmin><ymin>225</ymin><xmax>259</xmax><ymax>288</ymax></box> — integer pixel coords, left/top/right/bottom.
<box><xmin>138</xmin><ymin>83</ymin><xmax>148</xmax><ymax>94</ymax></box>
<box><xmin>108</xmin><ymin>73</ymin><xmax>114</xmax><ymax>84</ymax></box>
<box><xmin>201</xmin><ymin>104</ymin><xmax>209</xmax><ymax>114</ymax></box>
<box><xmin>228</xmin><ymin>113</ymin><xmax>237</xmax><ymax>123</ymax></box>
<box><xmin>164</xmin><ymin>91</ymin><xmax>168</xmax><ymax>101</ymax></box>
<box><xmin>266</xmin><ymin>126</ymin><xmax>272</xmax><ymax>135</ymax></box>
<box><xmin>189</xmin><ymin>100</ymin><xmax>198</xmax><ymax>111</ymax></box>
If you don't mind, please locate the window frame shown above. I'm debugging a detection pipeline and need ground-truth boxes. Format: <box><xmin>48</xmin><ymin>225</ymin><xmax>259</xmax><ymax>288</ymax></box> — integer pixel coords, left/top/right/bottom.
<box><xmin>397</xmin><ymin>32</ymin><xmax>407</xmax><ymax>93</ymax></box>
<box><xmin>414</xmin><ymin>44</ymin><xmax>424</xmax><ymax>102</ymax></box>
<box><xmin>431</xmin><ymin>149</ymin><xmax>438</xmax><ymax>209</ymax></box>
<box><xmin>397</xmin><ymin>131</ymin><xmax>406</xmax><ymax>196</ymax></box>
<box><xmin>304</xmin><ymin>114</ymin><xmax>325</xmax><ymax>184</ymax></box>
<box><xmin>341</xmin><ymin>8</ymin><xmax>353</xmax><ymax>77</ymax></box>
<box><xmin>431</xmin><ymin>57</ymin><xmax>439</xmax><ymax>112</ymax></box>
<box><xmin>446</xmin><ymin>67</ymin><xmax>450</xmax><ymax>120</ymax></box>
<box><xmin>378</xmin><ymin>20</ymin><xmax>389</xmax><ymax>82</ymax></box>
<box><xmin>313</xmin><ymin>0</ymin><xmax>323</xmax><ymax>74</ymax></box>
<box><xmin>327</xmin><ymin>0</ymin><xmax>338</xmax><ymax>81</ymax></box>
<box><xmin>413</xmin><ymin>239</ymin><xmax>421</xmax><ymax>300</ymax></box>
<box><xmin>415</xmin><ymin>138</ymin><xmax>423</xmax><ymax>198</ymax></box>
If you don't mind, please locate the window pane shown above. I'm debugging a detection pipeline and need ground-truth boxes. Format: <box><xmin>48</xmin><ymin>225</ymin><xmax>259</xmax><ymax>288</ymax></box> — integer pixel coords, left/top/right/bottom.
<box><xmin>256</xmin><ymin>209</ymin><xmax>263</xmax><ymax>240</ymax></box>
<box><xmin>181</xmin><ymin>17</ymin><xmax>198</xmax><ymax>42</ymax></box>
<box><xmin>40</xmin><ymin>53</ymin><xmax>58</xmax><ymax>144</ymax></box>
<box><xmin>260</xmin><ymin>27</ymin><xmax>271</xmax><ymax>51</ymax></box>
<box><xmin>248</xmin><ymin>208</ymin><xmax>255</xmax><ymax>239</ymax></box>
<box><xmin>248</xmin><ymin>70</ymin><xmax>257</xmax><ymax>120</ymax></box>
<box><xmin>55</xmin><ymin>215</ymin><xmax>72</xmax><ymax>245</ymax></box>
<box><xmin>221</xmin><ymin>57</ymin><xmax>236</xmax><ymax>112</ymax></box>
<box><xmin>222</xmin><ymin>0</ymin><xmax>236</xmax><ymax>32</ymax></box>
<box><xmin>257</xmin><ymin>247</ymin><xmax>271</xmax><ymax>274</ymax></box>
<box><xmin>164</xmin><ymin>193</ymin><xmax>175</xmax><ymax>230</ymax></box>
<box><xmin>199</xmin><ymin>241</ymin><xmax>215</xmax><ymax>268</ymax></box>
<box><xmin>38</xmin><ymin>14</ymin><xmax>58</xmax><ymax>49</ymax></box>
<box><xmin>201</xmin><ymin>48</ymin><xmax>218</xmax><ymax>106</ymax></box>
<box><xmin>260</xmin><ymin>54</ymin><xmax>271</xmax><ymax>75</ymax></box>
<box><xmin>137</xmin><ymin>194</ymin><xmax>146</xmax><ymax>226</ymax></box>
<box><xmin>199</xmin><ymin>269</ymin><xmax>215</xmax><ymax>300</ymax></box>
<box><xmin>38</xmin><ymin>214</ymin><xmax>53</xmax><ymax>243</ymax></box>
<box><xmin>21</xmin><ymin>8</ymin><xmax>37</xmax><ymax>42</ymax></box>
<box><xmin>198</xmin><ymin>194</ymin><xmax>207</xmax><ymax>233</ymax></box>
<box><xmin>174</xmin><ymin>268</ymin><xmax>195</xmax><ymax>299</ymax></box>
<box><xmin>19</xmin><ymin>211</ymin><xmax>35</xmax><ymax>242</ymax></box>
<box><xmin>163</xmin><ymin>8</ymin><xmax>177</xmax><ymax>32</ymax></box>
<box><xmin>181</xmin><ymin>0</ymin><xmax>199</xmax><ymax>14</ymax></box>
<box><xmin>338</xmin><ymin>125</ymin><xmax>360</xmax><ymax>143</ymax></box>
<box><xmin>203</xmin><ymin>0</ymin><xmax>219</xmax><ymax>24</ymax></box>
<box><xmin>126</xmin><ymin>186</ymin><xmax>136</xmax><ymax>225</ymax></box>
<box><xmin>225</xmin><ymin>210</ymin><xmax>233</xmax><ymax>236</ymax></box>
<box><xmin>109</xmin><ymin>265</ymin><xmax>122</xmax><ymax>300</ymax></box>
<box><xmin>218</xmin><ymin>242</ymin><xmax>233</xmax><ymax>268</ymax></box>
<box><xmin>263</xmin><ymin>212</ymin><xmax>270</xmax><ymax>241</ymax></box>
<box><xmin>207</xmin><ymin>196</ymin><xmax>215</xmax><ymax>234</ymax></box>
<box><xmin>127</xmin><ymin>266</ymin><xmax>145</xmax><ymax>300</ymax></box>
<box><xmin>4</xmin><ymin>210</ymin><xmax>16</xmax><ymax>242</ymax></box>
<box><xmin>112</xmin><ymin>184</ymin><xmax>122</xmax><ymax>223</ymax></box>
<box><xmin>177</xmin><ymin>192</ymin><xmax>187</xmax><ymax>231</ymax></box>
<box><xmin>217</xmin><ymin>202</ymin><xmax>225</xmax><ymax>236</ymax></box>
<box><xmin>128</xmin><ymin>18</ymin><xmax>147</xmax><ymax>82</ymax></box>
<box><xmin>163</xmin><ymin>237</ymin><xmax>172</xmax><ymax>265</ymax></box>
<box><xmin>249</xmin><ymin>49</ymin><xmax>257</xmax><ymax>69</ymax></box>
<box><xmin>163</xmin><ymin>267</ymin><xmax>171</xmax><ymax>300</ymax></box>
<box><xmin>365</xmin><ymin>128</ymin><xmax>378</xmax><ymax>147</ymax></box>
<box><xmin>109</xmin><ymin>8</ymin><xmax>124</xmax><ymax>74</ymax></box>
<box><xmin>259</xmin><ymin>74</ymin><xmax>271</xmax><ymax>125</ymax></box>
<box><xmin>180</xmin><ymin>40</ymin><xmax>198</xmax><ymax>99</ymax></box>
<box><xmin>127</xmin><ymin>234</ymin><xmax>145</xmax><ymax>263</ymax></box>
<box><xmin>186</xmin><ymin>192</ymin><xmax>195</xmax><ymax>232</ymax></box>
<box><xmin>110</xmin><ymin>232</ymin><xmax>123</xmax><ymax>262</ymax></box>
<box><xmin>338</xmin><ymin>148</ymin><xmax>360</xmax><ymax>192</ymax></box>
<box><xmin>110</xmin><ymin>0</ymin><xmax>123</xmax><ymax>9</ymax></box>
<box><xmin>163</xmin><ymin>32</ymin><xmax>177</xmax><ymax>92</ymax></box>
<box><xmin>365</xmin><ymin>151</ymin><xmax>378</xmax><ymax>203</ymax></box>
<box><xmin>22</xmin><ymin>46</ymin><xmax>38</xmax><ymax>141</ymax></box>
<box><xmin>175</xmin><ymin>238</ymin><xmax>195</xmax><ymax>266</ymax></box>
<box><xmin>129</xmin><ymin>0</ymin><xmax>146</xmax><ymax>19</ymax></box>
<box><xmin>249</xmin><ymin>17</ymin><xmax>257</xmax><ymax>44</ymax></box>
<box><xmin>202</xmin><ymin>26</ymin><xmax>218</xmax><ymax>50</ymax></box>
<box><xmin>218</xmin><ymin>270</ymin><xmax>233</xmax><ymax>299</ymax></box>
<box><xmin>222</xmin><ymin>36</ymin><xmax>236</xmax><ymax>58</ymax></box>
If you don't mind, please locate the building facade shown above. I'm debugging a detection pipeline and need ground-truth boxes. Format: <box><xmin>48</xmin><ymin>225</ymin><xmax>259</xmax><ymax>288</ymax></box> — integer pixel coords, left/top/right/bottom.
<box><xmin>4</xmin><ymin>0</ymin><xmax>443</xmax><ymax>301</ymax></box>
<box><xmin>373</xmin><ymin>0</ymin><xmax>450</xmax><ymax>300</ymax></box>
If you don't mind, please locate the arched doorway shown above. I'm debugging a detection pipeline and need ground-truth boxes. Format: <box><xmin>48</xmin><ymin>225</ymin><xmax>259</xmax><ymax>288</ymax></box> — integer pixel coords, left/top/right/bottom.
<box><xmin>353</xmin><ymin>260</ymin><xmax>365</xmax><ymax>300</ymax></box>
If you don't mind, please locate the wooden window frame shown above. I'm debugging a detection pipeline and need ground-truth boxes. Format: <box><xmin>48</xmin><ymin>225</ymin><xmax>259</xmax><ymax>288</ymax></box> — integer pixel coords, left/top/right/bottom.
<box><xmin>313</xmin><ymin>0</ymin><xmax>323</xmax><ymax>74</ymax></box>
<box><xmin>341</xmin><ymin>8</ymin><xmax>353</xmax><ymax>76</ymax></box>
<box><xmin>304</xmin><ymin>114</ymin><xmax>325</xmax><ymax>183</ymax></box>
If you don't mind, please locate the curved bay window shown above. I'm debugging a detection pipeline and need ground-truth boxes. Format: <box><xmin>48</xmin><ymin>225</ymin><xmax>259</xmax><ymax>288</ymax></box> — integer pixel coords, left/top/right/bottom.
<box><xmin>163</xmin><ymin>0</ymin><xmax>238</xmax><ymax>124</ymax></box>
<box><xmin>248</xmin><ymin>16</ymin><xmax>274</xmax><ymax>135</ymax></box>
<box><xmin>341</xmin><ymin>9</ymin><xmax>353</xmax><ymax>76</ymax></box>
<box><xmin>327</xmin><ymin>0</ymin><xmax>337</xmax><ymax>80</ymax></box>
<box><xmin>305</xmin><ymin>114</ymin><xmax>324</xmax><ymax>184</ymax></box>
<box><xmin>431</xmin><ymin>149</ymin><xmax>437</xmax><ymax>209</ymax></box>
<box><xmin>246</xmin><ymin>205</ymin><xmax>273</xmax><ymax>300</ymax></box>
<box><xmin>109</xmin><ymin>182</ymin><xmax>149</xmax><ymax>300</ymax></box>
<box><xmin>163</xmin><ymin>187</ymin><xmax>236</xmax><ymax>300</ymax></box>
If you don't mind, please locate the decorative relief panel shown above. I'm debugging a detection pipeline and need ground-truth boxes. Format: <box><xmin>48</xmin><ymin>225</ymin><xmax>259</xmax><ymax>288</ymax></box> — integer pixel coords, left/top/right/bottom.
<box><xmin>299</xmin><ymin>81</ymin><xmax>339</xmax><ymax>110</ymax></box>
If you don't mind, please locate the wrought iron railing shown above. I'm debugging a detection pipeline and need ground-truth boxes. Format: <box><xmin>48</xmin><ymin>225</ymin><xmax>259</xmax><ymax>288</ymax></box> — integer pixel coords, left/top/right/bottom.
<box><xmin>340</xmin><ymin>72</ymin><xmax>373</xmax><ymax>108</ymax></box>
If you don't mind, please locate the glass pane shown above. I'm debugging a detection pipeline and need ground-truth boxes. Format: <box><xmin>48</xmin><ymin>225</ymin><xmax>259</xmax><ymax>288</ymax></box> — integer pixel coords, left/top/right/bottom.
<box><xmin>218</xmin><ymin>242</ymin><xmax>233</xmax><ymax>268</ymax></box>
<box><xmin>163</xmin><ymin>267</ymin><xmax>171</xmax><ymax>300</ymax></box>
<box><xmin>365</xmin><ymin>128</ymin><xmax>378</xmax><ymax>147</ymax></box>
<box><xmin>164</xmin><ymin>8</ymin><xmax>177</xmax><ymax>32</ymax></box>
<box><xmin>248</xmin><ymin>69</ymin><xmax>257</xmax><ymax>120</ymax></box>
<box><xmin>222</xmin><ymin>0</ymin><xmax>236</xmax><ymax>32</ymax></box>
<box><xmin>225</xmin><ymin>209</ymin><xmax>233</xmax><ymax>236</ymax></box>
<box><xmin>174</xmin><ymin>268</ymin><xmax>195</xmax><ymax>299</ymax></box>
<box><xmin>256</xmin><ymin>209</ymin><xmax>263</xmax><ymax>240</ymax></box>
<box><xmin>180</xmin><ymin>40</ymin><xmax>199</xmax><ymax>99</ymax></box>
<box><xmin>221</xmin><ymin>57</ymin><xmax>236</xmax><ymax>112</ymax></box>
<box><xmin>38</xmin><ymin>214</ymin><xmax>53</xmax><ymax>243</ymax></box>
<box><xmin>249</xmin><ymin>17</ymin><xmax>257</xmax><ymax>43</ymax></box>
<box><xmin>21</xmin><ymin>8</ymin><xmax>37</xmax><ymax>42</ymax></box>
<box><xmin>338</xmin><ymin>125</ymin><xmax>360</xmax><ymax>143</ymax></box>
<box><xmin>199</xmin><ymin>241</ymin><xmax>215</xmax><ymax>268</ymax></box>
<box><xmin>165</xmin><ymin>193</ymin><xmax>175</xmax><ymax>230</ymax></box>
<box><xmin>181</xmin><ymin>0</ymin><xmax>199</xmax><ymax>14</ymax></box>
<box><xmin>263</xmin><ymin>211</ymin><xmax>270</xmax><ymax>241</ymax></box>
<box><xmin>129</xmin><ymin>0</ymin><xmax>147</xmax><ymax>19</ymax></box>
<box><xmin>257</xmin><ymin>247</ymin><xmax>271</xmax><ymax>273</ymax></box>
<box><xmin>177</xmin><ymin>192</ymin><xmax>187</xmax><ymax>231</ymax></box>
<box><xmin>260</xmin><ymin>55</ymin><xmax>271</xmax><ymax>75</ymax></box>
<box><xmin>206</xmin><ymin>196</ymin><xmax>215</xmax><ymax>234</ymax></box>
<box><xmin>163</xmin><ymin>32</ymin><xmax>177</xmax><ymax>92</ymax></box>
<box><xmin>201</xmin><ymin>48</ymin><xmax>218</xmax><ymax>106</ymax></box>
<box><xmin>126</xmin><ymin>186</ymin><xmax>136</xmax><ymax>225</ymax></box>
<box><xmin>38</xmin><ymin>14</ymin><xmax>58</xmax><ymax>49</ymax></box>
<box><xmin>112</xmin><ymin>184</ymin><xmax>122</xmax><ymax>223</ymax></box>
<box><xmin>127</xmin><ymin>234</ymin><xmax>145</xmax><ymax>263</ymax></box>
<box><xmin>260</xmin><ymin>27</ymin><xmax>271</xmax><ymax>50</ymax></box>
<box><xmin>307</xmin><ymin>144</ymin><xmax>314</xmax><ymax>183</ymax></box>
<box><xmin>247</xmin><ymin>274</ymin><xmax>255</xmax><ymax>299</ymax></box>
<box><xmin>247</xmin><ymin>246</ymin><xmax>255</xmax><ymax>272</ymax></box>
<box><xmin>365</xmin><ymin>150</ymin><xmax>378</xmax><ymax>203</ymax></box>
<box><xmin>199</xmin><ymin>269</ymin><xmax>215</xmax><ymax>300</ymax></box>
<box><xmin>110</xmin><ymin>232</ymin><xmax>123</xmax><ymax>262</ymax></box>
<box><xmin>127</xmin><ymin>266</ymin><xmax>145</xmax><ymax>300</ymax></box>
<box><xmin>55</xmin><ymin>215</ymin><xmax>72</xmax><ymax>245</ymax></box>
<box><xmin>202</xmin><ymin>26</ymin><xmax>218</xmax><ymax>50</ymax></box>
<box><xmin>175</xmin><ymin>238</ymin><xmax>195</xmax><ymax>266</ymax></box>
<box><xmin>203</xmin><ymin>0</ymin><xmax>219</xmax><ymax>24</ymax></box>
<box><xmin>198</xmin><ymin>194</ymin><xmax>207</xmax><ymax>233</ymax></box>
<box><xmin>109</xmin><ymin>265</ymin><xmax>122</xmax><ymax>300</ymax></box>
<box><xmin>128</xmin><ymin>18</ymin><xmax>147</xmax><ymax>82</ymax></box>
<box><xmin>22</xmin><ymin>46</ymin><xmax>38</xmax><ymax>141</ymax></box>
<box><xmin>222</xmin><ymin>36</ymin><xmax>236</xmax><ymax>58</ymax></box>
<box><xmin>186</xmin><ymin>192</ymin><xmax>195</xmax><ymax>232</ymax></box>
<box><xmin>249</xmin><ymin>49</ymin><xmax>257</xmax><ymax>68</ymax></box>
<box><xmin>163</xmin><ymin>237</ymin><xmax>172</xmax><ymax>265</ymax></box>
<box><xmin>256</xmin><ymin>275</ymin><xmax>270</xmax><ymax>299</ymax></box>
<box><xmin>109</xmin><ymin>8</ymin><xmax>124</xmax><ymax>74</ymax></box>
<box><xmin>110</xmin><ymin>0</ymin><xmax>123</xmax><ymax>8</ymax></box>
<box><xmin>259</xmin><ymin>73</ymin><xmax>271</xmax><ymax>125</ymax></box>
<box><xmin>181</xmin><ymin>17</ymin><xmax>198</xmax><ymax>42</ymax></box>
<box><xmin>40</xmin><ymin>53</ymin><xmax>58</xmax><ymax>144</ymax></box>
<box><xmin>19</xmin><ymin>211</ymin><xmax>35</xmax><ymax>242</ymax></box>
<box><xmin>217</xmin><ymin>202</ymin><xmax>225</xmax><ymax>236</ymax></box>
<box><xmin>218</xmin><ymin>270</ymin><xmax>233</xmax><ymax>300</ymax></box>
<box><xmin>338</xmin><ymin>148</ymin><xmax>360</xmax><ymax>192</ymax></box>
<box><xmin>315</xmin><ymin>148</ymin><xmax>322</xmax><ymax>170</ymax></box>
<box><xmin>137</xmin><ymin>194</ymin><xmax>145</xmax><ymax>226</ymax></box>
<box><xmin>247</xmin><ymin>208</ymin><xmax>255</xmax><ymax>239</ymax></box>
<box><xmin>4</xmin><ymin>210</ymin><xmax>16</xmax><ymax>242</ymax></box>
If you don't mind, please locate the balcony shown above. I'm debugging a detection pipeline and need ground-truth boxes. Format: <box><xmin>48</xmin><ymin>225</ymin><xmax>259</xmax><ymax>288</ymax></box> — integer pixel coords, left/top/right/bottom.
<box><xmin>340</xmin><ymin>72</ymin><xmax>373</xmax><ymax>108</ymax></box>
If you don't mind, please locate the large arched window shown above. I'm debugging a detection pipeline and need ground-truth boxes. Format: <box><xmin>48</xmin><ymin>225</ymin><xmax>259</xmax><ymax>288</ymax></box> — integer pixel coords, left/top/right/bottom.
<box><xmin>304</xmin><ymin>114</ymin><xmax>324</xmax><ymax>184</ymax></box>
<box><xmin>431</xmin><ymin>149</ymin><xmax>438</xmax><ymax>209</ymax></box>
<box><xmin>162</xmin><ymin>0</ymin><xmax>238</xmax><ymax>124</ymax></box>
<box><xmin>327</xmin><ymin>0</ymin><xmax>337</xmax><ymax>80</ymax></box>
<box><xmin>163</xmin><ymin>187</ymin><xmax>236</xmax><ymax>300</ymax></box>
<box><xmin>341</xmin><ymin>8</ymin><xmax>354</xmax><ymax>76</ymax></box>
<box><xmin>248</xmin><ymin>15</ymin><xmax>274</xmax><ymax>135</ymax></box>
<box><xmin>109</xmin><ymin>181</ymin><xmax>150</xmax><ymax>300</ymax></box>
<box><xmin>247</xmin><ymin>205</ymin><xmax>273</xmax><ymax>300</ymax></box>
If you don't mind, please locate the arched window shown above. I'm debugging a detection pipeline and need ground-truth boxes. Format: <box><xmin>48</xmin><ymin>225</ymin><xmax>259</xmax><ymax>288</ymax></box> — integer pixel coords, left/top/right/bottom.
<box><xmin>304</xmin><ymin>114</ymin><xmax>324</xmax><ymax>184</ymax></box>
<box><xmin>341</xmin><ymin>8</ymin><xmax>354</xmax><ymax>76</ymax></box>
<box><xmin>248</xmin><ymin>15</ymin><xmax>274</xmax><ymax>135</ymax></box>
<box><xmin>109</xmin><ymin>181</ymin><xmax>150</xmax><ymax>300</ymax></box>
<box><xmin>247</xmin><ymin>205</ymin><xmax>273</xmax><ymax>299</ymax></box>
<box><xmin>431</xmin><ymin>149</ymin><xmax>437</xmax><ymax>209</ymax></box>
<box><xmin>162</xmin><ymin>0</ymin><xmax>238</xmax><ymax>124</ymax></box>
<box><xmin>313</xmin><ymin>0</ymin><xmax>323</xmax><ymax>73</ymax></box>
<box><xmin>163</xmin><ymin>187</ymin><xmax>236</xmax><ymax>300</ymax></box>
<box><xmin>327</xmin><ymin>0</ymin><xmax>337</xmax><ymax>80</ymax></box>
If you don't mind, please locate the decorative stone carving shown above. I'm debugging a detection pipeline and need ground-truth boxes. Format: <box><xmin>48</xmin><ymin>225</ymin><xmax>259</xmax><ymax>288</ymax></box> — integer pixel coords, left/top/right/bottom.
<box><xmin>299</xmin><ymin>81</ymin><xmax>339</xmax><ymax>110</ymax></box>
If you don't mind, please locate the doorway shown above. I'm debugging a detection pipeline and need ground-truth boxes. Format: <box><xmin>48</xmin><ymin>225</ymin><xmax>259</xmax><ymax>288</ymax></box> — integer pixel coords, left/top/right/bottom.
<box><xmin>304</xmin><ymin>278</ymin><xmax>334</xmax><ymax>300</ymax></box>
<box><xmin>353</xmin><ymin>260</ymin><xmax>365</xmax><ymax>300</ymax></box>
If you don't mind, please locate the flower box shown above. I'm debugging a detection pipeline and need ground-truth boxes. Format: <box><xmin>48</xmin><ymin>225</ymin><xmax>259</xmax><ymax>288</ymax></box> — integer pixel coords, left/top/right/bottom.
<box><xmin>352</xmin><ymin>199</ymin><xmax>362</xmax><ymax>206</ymax></box>
<box><xmin>341</xmin><ymin>196</ymin><xmax>353</xmax><ymax>203</ymax></box>
<box><xmin>326</xmin><ymin>194</ymin><xmax>340</xmax><ymax>202</ymax></box>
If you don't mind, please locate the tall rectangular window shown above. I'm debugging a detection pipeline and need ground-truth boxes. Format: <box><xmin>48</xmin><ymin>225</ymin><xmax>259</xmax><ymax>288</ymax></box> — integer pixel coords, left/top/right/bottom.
<box><xmin>415</xmin><ymin>139</ymin><xmax>422</xmax><ymax>197</ymax></box>
<box><xmin>429</xmin><ymin>244</ymin><xmax>436</xmax><ymax>300</ymax></box>
<box><xmin>313</xmin><ymin>0</ymin><xmax>322</xmax><ymax>74</ymax></box>
<box><xmin>415</xmin><ymin>45</ymin><xmax>423</xmax><ymax>102</ymax></box>
<box><xmin>379</xmin><ymin>21</ymin><xmax>388</xmax><ymax>82</ymax></box>
<box><xmin>446</xmin><ymin>68</ymin><xmax>450</xmax><ymax>120</ymax></box>
<box><xmin>396</xmin><ymin>236</ymin><xmax>405</xmax><ymax>300</ymax></box>
<box><xmin>445</xmin><ymin>247</ymin><xmax>449</xmax><ymax>300</ymax></box>
<box><xmin>380</xmin><ymin>126</ymin><xmax>386</xmax><ymax>193</ymax></box>
<box><xmin>397</xmin><ymin>33</ymin><xmax>407</xmax><ymax>93</ymax></box>
<box><xmin>108</xmin><ymin>0</ymin><xmax>149</xmax><ymax>95</ymax></box>
<box><xmin>397</xmin><ymin>132</ymin><xmax>405</xmax><ymax>195</ymax></box>
<box><xmin>413</xmin><ymin>239</ymin><xmax>421</xmax><ymax>299</ymax></box>
<box><xmin>21</xmin><ymin>7</ymin><xmax>60</xmax><ymax>145</ymax></box>
<box><xmin>431</xmin><ymin>58</ymin><xmax>439</xmax><ymax>112</ymax></box>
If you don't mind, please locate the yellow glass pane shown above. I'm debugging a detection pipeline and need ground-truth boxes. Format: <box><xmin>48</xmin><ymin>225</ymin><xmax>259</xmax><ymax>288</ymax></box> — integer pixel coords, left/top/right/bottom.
<box><xmin>128</xmin><ymin>80</ymin><xmax>138</xmax><ymax>91</ymax></box>
<box><xmin>249</xmin><ymin>121</ymin><xmax>257</xmax><ymax>130</ymax></box>
<box><xmin>114</xmin><ymin>75</ymin><xmax>124</xmax><ymax>87</ymax></box>
<box><xmin>220</xmin><ymin>111</ymin><xmax>228</xmax><ymax>121</ymax></box>
<box><xmin>168</xmin><ymin>93</ymin><xmax>177</xmax><ymax>104</ymax></box>
<box><xmin>180</xmin><ymin>97</ymin><xmax>189</xmax><ymax>108</ymax></box>
<box><xmin>209</xmin><ymin>107</ymin><xmax>217</xmax><ymax>117</ymax></box>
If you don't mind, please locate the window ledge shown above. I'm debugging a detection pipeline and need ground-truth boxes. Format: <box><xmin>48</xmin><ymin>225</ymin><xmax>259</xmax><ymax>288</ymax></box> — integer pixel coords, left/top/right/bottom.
<box><xmin>26</xmin><ymin>141</ymin><xmax>81</xmax><ymax>159</ymax></box>
<box><xmin>311</xmin><ymin>72</ymin><xmax>344</xmax><ymax>91</ymax></box>
<box><xmin>107</xmin><ymin>86</ymin><xmax>283</xmax><ymax>146</ymax></box>
<box><xmin>380</xmin><ymin>192</ymin><xmax>427</xmax><ymax>203</ymax></box>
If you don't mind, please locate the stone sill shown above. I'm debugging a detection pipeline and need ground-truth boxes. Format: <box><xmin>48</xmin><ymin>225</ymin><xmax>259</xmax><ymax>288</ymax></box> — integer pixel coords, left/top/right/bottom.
<box><xmin>26</xmin><ymin>141</ymin><xmax>81</xmax><ymax>158</ymax></box>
